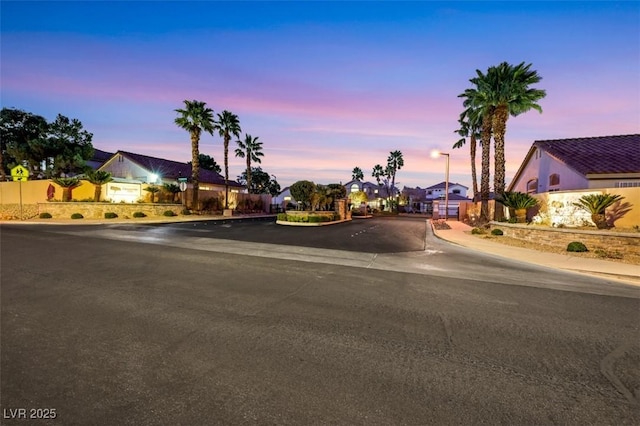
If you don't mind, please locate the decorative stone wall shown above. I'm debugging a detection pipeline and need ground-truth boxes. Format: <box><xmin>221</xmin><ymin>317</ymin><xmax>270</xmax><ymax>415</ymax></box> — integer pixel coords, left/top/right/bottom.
<box><xmin>0</xmin><ymin>204</ymin><xmax>40</xmax><ymax>220</ymax></box>
<box><xmin>33</xmin><ymin>203</ymin><xmax>184</xmax><ymax>219</ymax></box>
<box><xmin>489</xmin><ymin>222</ymin><xmax>640</xmax><ymax>255</ymax></box>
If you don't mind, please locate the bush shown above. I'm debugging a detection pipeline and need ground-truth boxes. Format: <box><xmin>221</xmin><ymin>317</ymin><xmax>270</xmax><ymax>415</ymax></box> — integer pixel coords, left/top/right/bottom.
<box><xmin>39</xmin><ymin>212</ymin><xmax>52</xmax><ymax>219</ymax></box>
<box><xmin>491</xmin><ymin>229</ymin><xmax>504</xmax><ymax>236</ymax></box>
<box><xmin>471</xmin><ymin>227</ymin><xmax>485</xmax><ymax>235</ymax></box>
<box><xmin>181</xmin><ymin>209</ymin><xmax>191</xmax><ymax>216</ymax></box>
<box><xmin>133</xmin><ymin>211</ymin><xmax>146</xmax><ymax>218</ymax></box>
<box><xmin>71</xmin><ymin>213</ymin><xmax>84</xmax><ymax>219</ymax></box>
<box><xmin>163</xmin><ymin>210</ymin><xmax>176</xmax><ymax>217</ymax></box>
<box><xmin>104</xmin><ymin>212</ymin><xmax>118</xmax><ymax>219</ymax></box>
<box><xmin>277</xmin><ymin>213</ymin><xmax>288</xmax><ymax>221</ymax></box>
<box><xmin>567</xmin><ymin>241</ymin><xmax>588</xmax><ymax>252</ymax></box>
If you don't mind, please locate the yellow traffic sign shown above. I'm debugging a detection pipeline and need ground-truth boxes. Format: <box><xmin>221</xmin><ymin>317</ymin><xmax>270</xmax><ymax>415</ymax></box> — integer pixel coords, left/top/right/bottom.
<box><xmin>11</xmin><ymin>165</ymin><xmax>29</xmax><ymax>181</ymax></box>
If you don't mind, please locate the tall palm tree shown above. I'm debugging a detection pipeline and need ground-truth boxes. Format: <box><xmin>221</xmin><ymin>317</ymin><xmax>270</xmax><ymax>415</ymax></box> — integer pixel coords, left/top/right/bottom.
<box><xmin>485</xmin><ymin>62</ymin><xmax>546</xmax><ymax>198</ymax></box>
<box><xmin>387</xmin><ymin>150</ymin><xmax>404</xmax><ymax>212</ymax></box>
<box><xmin>459</xmin><ymin>83</ymin><xmax>493</xmax><ymax>223</ymax></box>
<box><xmin>174</xmin><ymin>100</ymin><xmax>215</xmax><ymax>209</ymax></box>
<box><xmin>214</xmin><ymin>110</ymin><xmax>241</xmax><ymax>209</ymax></box>
<box><xmin>351</xmin><ymin>167</ymin><xmax>364</xmax><ymax>181</ymax></box>
<box><xmin>235</xmin><ymin>134</ymin><xmax>263</xmax><ymax>194</ymax></box>
<box><xmin>453</xmin><ymin>107</ymin><xmax>481</xmax><ymax>199</ymax></box>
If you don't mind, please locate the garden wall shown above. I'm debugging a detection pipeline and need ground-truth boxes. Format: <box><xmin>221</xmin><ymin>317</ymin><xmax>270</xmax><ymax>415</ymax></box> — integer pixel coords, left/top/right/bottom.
<box><xmin>36</xmin><ymin>202</ymin><xmax>183</xmax><ymax>219</ymax></box>
<box><xmin>489</xmin><ymin>222</ymin><xmax>640</xmax><ymax>256</ymax></box>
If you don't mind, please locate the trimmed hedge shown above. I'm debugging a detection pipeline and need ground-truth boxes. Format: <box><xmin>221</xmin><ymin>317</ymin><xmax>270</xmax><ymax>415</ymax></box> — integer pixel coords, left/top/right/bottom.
<box><xmin>104</xmin><ymin>212</ymin><xmax>118</xmax><ymax>219</ymax></box>
<box><xmin>163</xmin><ymin>210</ymin><xmax>176</xmax><ymax>217</ymax></box>
<box><xmin>491</xmin><ymin>229</ymin><xmax>504</xmax><ymax>236</ymax></box>
<box><xmin>71</xmin><ymin>213</ymin><xmax>84</xmax><ymax>219</ymax></box>
<box><xmin>39</xmin><ymin>212</ymin><xmax>53</xmax><ymax>219</ymax></box>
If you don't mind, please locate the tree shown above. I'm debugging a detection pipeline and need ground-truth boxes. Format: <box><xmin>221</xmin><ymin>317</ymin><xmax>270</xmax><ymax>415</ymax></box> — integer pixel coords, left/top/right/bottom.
<box><xmin>0</xmin><ymin>108</ymin><xmax>48</xmax><ymax>180</ymax></box>
<box><xmin>453</xmin><ymin>107</ymin><xmax>481</xmax><ymax>199</ymax></box>
<box><xmin>459</xmin><ymin>83</ymin><xmax>494</xmax><ymax>223</ymax></box>
<box><xmin>144</xmin><ymin>185</ymin><xmax>161</xmax><ymax>203</ymax></box>
<box><xmin>351</xmin><ymin>166</ymin><xmax>364</xmax><ymax>181</ymax></box>
<box><xmin>174</xmin><ymin>100</ymin><xmax>215</xmax><ymax>209</ymax></box>
<box><xmin>573</xmin><ymin>193</ymin><xmax>626</xmax><ymax>229</ymax></box>
<box><xmin>386</xmin><ymin>150</ymin><xmax>404</xmax><ymax>212</ymax></box>
<box><xmin>52</xmin><ymin>177</ymin><xmax>82</xmax><ymax>202</ymax></box>
<box><xmin>163</xmin><ymin>183</ymin><xmax>181</xmax><ymax>203</ymax></box>
<box><xmin>85</xmin><ymin>170</ymin><xmax>113</xmax><ymax>202</ymax></box>
<box><xmin>46</xmin><ymin>114</ymin><xmax>94</xmax><ymax>177</ymax></box>
<box><xmin>326</xmin><ymin>183</ymin><xmax>347</xmax><ymax>210</ymax></box>
<box><xmin>214</xmin><ymin>110</ymin><xmax>241</xmax><ymax>209</ymax></box>
<box><xmin>483</xmin><ymin>62</ymin><xmax>545</xmax><ymax>199</ymax></box>
<box><xmin>237</xmin><ymin>167</ymin><xmax>279</xmax><ymax>195</ymax></box>
<box><xmin>289</xmin><ymin>180</ymin><xmax>316</xmax><ymax>210</ymax></box>
<box><xmin>188</xmin><ymin>154</ymin><xmax>221</xmax><ymax>173</ymax></box>
<box><xmin>235</xmin><ymin>134</ymin><xmax>263</xmax><ymax>193</ymax></box>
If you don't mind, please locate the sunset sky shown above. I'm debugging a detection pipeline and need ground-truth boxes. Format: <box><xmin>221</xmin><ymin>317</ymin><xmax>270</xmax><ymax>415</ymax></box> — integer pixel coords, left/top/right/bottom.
<box><xmin>2</xmin><ymin>1</ymin><xmax>639</xmax><ymax>191</ymax></box>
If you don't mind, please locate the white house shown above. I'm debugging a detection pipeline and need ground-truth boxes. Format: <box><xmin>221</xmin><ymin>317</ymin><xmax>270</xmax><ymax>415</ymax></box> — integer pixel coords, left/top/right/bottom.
<box><xmin>508</xmin><ymin>134</ymin><xmax>640</xmax><ymax>193</ymax></box>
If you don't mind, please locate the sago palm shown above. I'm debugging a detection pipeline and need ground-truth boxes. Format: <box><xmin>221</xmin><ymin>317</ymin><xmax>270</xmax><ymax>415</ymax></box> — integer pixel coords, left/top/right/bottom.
<box><xmin>235</xmin><ymin>134</ymin><xmax>263</xmax><ymax>194</ymax></box>
<box><xmin>215</xmin><ymin>110</ymin><xmax>241</xmax><ymax>209</ymax></box>
<box><xmin>174</xmin><ymin>100</ymin><xmax>215</xmax><ymax>210</ymax></box>
<box><xmin>85</xmin><ymin>170</ymin><xmax>113</xmax><ymax>202</ymax></box>
<box><xmin>52</xmin><ymin>177</ymin><xmax>82</xmax><ymax>202</ymax></box>
<box><xmin>573</xmin><ymin>193</ymin><xmax>625</xmax><ymax>229</ymax></box>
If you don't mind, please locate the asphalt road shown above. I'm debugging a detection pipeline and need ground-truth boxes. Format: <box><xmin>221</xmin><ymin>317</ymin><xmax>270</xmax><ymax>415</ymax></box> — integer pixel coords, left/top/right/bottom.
<box><xmin>1</xmin><ymin>217</ymin><xmax>639</xmax><ymax>425</ymax></box>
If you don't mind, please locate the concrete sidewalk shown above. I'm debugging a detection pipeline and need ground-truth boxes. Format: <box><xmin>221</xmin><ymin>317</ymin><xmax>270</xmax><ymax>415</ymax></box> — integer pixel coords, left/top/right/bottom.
<box><xmin>431</xmin><ymin>220</ymin><xmax>640</xmax><ymax>286</ymax></box>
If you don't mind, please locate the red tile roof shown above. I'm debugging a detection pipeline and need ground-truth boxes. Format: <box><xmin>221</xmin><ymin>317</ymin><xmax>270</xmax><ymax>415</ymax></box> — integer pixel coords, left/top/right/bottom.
<box><xmin>534</xmin><ymin>134</ymin><xmax>640</xmax><ymax>175</ymax></box>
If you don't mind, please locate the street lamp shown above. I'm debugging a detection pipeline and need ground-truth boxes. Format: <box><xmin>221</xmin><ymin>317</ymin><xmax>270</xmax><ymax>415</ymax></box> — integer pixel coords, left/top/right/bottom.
<box><xmin>431</xmin><ymin>150</ymin><xmax>450</xmax><ymax>220</ymax></box>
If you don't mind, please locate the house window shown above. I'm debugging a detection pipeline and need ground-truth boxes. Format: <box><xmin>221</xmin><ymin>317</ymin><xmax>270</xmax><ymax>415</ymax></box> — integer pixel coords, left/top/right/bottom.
<box><xmin>549</xmin><ymin>174</ymin><xmax>560</xmax><ymax>186</ymax></box>
<box><xmin>615</xmin><ymin>182</ymin><xmax>640</xmax><ymax>188</ymax></box>
<box><xmin>527</xmin><ymin>178</ymin><xmax>538</xmax><ymax>194</ymax></box>
<box><xmin>453</xmin><ymin>189</ymin><xmax>461</xmax><ymax>195</ymax></box>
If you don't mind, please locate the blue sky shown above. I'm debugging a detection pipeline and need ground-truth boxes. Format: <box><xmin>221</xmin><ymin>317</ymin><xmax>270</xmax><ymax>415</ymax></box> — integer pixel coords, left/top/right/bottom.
<box><xmin>2</xmin><ymin>1</ymin><xmax>639</xmax><ymax>190</ymax></box>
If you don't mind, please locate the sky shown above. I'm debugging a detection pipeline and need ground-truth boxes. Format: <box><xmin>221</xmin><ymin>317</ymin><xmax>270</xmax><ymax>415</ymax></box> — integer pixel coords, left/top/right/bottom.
<box><xmin>2</xmin><ymin>1</ymin><xmax>639</xmax><ymax>191</ymax></box>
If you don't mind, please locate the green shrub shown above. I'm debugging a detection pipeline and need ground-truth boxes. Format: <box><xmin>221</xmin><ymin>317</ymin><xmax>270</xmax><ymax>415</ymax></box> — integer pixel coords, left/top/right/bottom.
<box><xmin>308</xmin><ymin>215</ymin><xmax>322</xmax><ymax>223</ymax></box>
<box><xmin>133</xmin><ymin>211</ymin><xmax>146</xmax><ymax>218</ymax></box>
<box><xmin>181</xmin><ymin>209</ymin><xmax>191</xmax><ymax>215</ymax></box>
<box><xmin>104</xmin><ymin>212</ymin><xmax>118</xmax><ymax>219</ymax></box>
<box><xmin>277</xmin><ymin>213</ymin><xmax>288</xmax><ymax>221</ymax></box>
<box><xmin>471</xmin><ymin>227</ymin><xmax>485</xmax><ymax>235</ymax></box>
<box><xmin>491</xmin><ymin>229</ymin><xmax>504</xmax><ymax>236</ymax></box>
<box><xmin>567</xmin><ymin>241</ymin><xmax>588</xmax><ymax>252</ymax></box>
<box><xmin>163</xmin><ymin>210</ymin><xmax>176</xmax><ymax>217</ymax></box>
<box><xmin>71</xmin><ymin>213</ymin><xmax>84</xmax><ymax>219</ymax></box>
<box><xmin>39</xmin><ymin>212</ymin><xmax>52</xmax><ymax>219</ymax></box>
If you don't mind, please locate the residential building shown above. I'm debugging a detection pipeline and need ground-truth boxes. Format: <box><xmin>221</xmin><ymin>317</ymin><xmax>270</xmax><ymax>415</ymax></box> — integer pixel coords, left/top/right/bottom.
<box><xmin>508</xmin><ymin>134</ymin><xmax>640</xmax><ymax>194</ymax></box>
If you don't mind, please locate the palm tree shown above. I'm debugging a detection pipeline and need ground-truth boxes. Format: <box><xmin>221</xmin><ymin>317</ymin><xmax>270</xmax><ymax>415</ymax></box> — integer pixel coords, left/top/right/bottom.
<box><xmin>144</xmin><ymin>185</ymin><xmax>161</xmax><ymax>203</ymax></box>
<box><xmin>387</xmin><ymin>150</ymin><xmax>404</xmax><ymax>212</ymax></box>
<box><xmin>351</xmin><ymin>167</ymin><xmax>364</xmax><ymax>181</ymax></box>
<box><xmin>85</xmin><ymin>170</ymin><xmax>113</xmax><ymax>202</ymax></box>
<box><xmin>485</xmin><ymin>62</ymin><xmax>546</xmax><ymax>198</ymax></box>
<box><xmin>163</xmin><ymin>183</ymin><xmax>181</xmax><ymax>203</ymax></box>
<box><xmin>453</xmin><ymin>108</ymin><xmax>481</xmax><ymax>199</ymax></box>
<box><xmin>214</xmin><ymin>110</ymin><xmax>241</xmax><ymax>209</ymax></box>
<box><xmin>459</xmin><ymin>81</ymin><xmax>494</xmax><ymax>223</ymax></box>
<box><xmin>174</xmin><ymin>100</ymin><xmax>215</xmax><ymax>210</ymax></box>
<box><xmin>235</xmin><ymin>134</ymin><xmax>263</xmax><ymax>193</ymax></box>
<box><xmin>52</xmin><ymin>177</ymin><xmax>82</xmax><ymax>202</ymax></box>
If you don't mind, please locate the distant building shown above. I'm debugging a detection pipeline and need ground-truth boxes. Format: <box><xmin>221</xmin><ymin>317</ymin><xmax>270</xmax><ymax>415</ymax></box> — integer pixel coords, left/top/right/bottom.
<box><xmin>86</xmin><ymin>148</ymin><xmax>114</xmax><ymax>170</ymax></box>
<box><xmin>402</xmin><ymin>182</ymin><xmax>471</xmax><ymax>215</ymax></box>
<box><xmin>344</xmin><ymin>179</ymin><xmax>397</xmax><ymax>211</ymax></box>
<box><xmin>508</xmin><ymin>134</ymin><xmax>640</xmax><ymax>193</ymax></box>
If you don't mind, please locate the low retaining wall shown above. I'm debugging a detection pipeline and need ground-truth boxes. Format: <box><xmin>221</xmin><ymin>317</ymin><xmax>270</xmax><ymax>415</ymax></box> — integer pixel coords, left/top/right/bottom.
<box><xmin>34</xmin><ymin>202</ymin><xmax>184</xmax><ymax>219</ymax></box>
<box><xmin>489</xmin><ymin>222</ymin><xmax>640</xmax><ymax>255</ymax></box>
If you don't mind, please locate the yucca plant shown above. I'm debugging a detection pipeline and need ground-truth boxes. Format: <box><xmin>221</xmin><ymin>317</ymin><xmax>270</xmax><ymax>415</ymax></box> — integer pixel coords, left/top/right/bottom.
<box><xmin>573</xmin><ymin>194</ymin><xmax>624</xmax><ymax>229</ymax></box>
<box><xmin>498</xmin><ymin>191</ymin><xmax>539</xmax><ymax>223</ymax></box>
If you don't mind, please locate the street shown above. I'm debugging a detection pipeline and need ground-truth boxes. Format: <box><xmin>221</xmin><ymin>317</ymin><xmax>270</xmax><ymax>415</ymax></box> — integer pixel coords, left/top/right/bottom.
<box><xmin>1</xmin><ymin>217</ymin><xmax>639</xmax><ymax>425</ymax></box>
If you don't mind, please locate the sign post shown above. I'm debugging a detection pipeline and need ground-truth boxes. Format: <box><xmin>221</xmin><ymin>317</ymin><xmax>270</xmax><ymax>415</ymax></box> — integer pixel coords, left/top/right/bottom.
<box><xmin>178</xmin><ymin>180</ymin><xmax>187</xmax><ymax>207</ymax></box>
<box><xmin>11</xmin><ymin>166</ymin><xmax>29</xmax><ymax>220</ymax></box>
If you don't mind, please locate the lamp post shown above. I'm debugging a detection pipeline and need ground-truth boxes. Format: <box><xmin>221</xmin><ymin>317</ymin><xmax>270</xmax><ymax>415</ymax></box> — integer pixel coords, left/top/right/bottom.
<box><xmin>431</xmin><ymin>150</ymin><xmax>450</xmax><ymax>220</ymax></box>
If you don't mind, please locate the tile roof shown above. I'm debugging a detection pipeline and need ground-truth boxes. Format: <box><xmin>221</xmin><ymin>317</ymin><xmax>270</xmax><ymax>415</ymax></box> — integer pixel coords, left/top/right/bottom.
<box><xmin>91</xmin><ymin>148</ymin><xmax>114</xmax><ymax>163</ymax></box>
<box><xmin>425</xmin><ymin>181</ymin><xmax>469</xmax><ymax>190</ymax></box>
<box><xmin>117</xmin><ymin>150</ymin><xmax>243</xmax><ymax>187</ymax></box>
<box><xmin>535</xmin><ymin>134</ymin><xmax>640</xmax><ymax>175</ymax></box>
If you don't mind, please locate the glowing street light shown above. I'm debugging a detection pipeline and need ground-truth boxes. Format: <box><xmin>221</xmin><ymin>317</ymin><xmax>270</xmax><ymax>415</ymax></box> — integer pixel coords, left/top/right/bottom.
<box><xmin>431</xmin><ymin>149</ymin><xmax>450</xmax><ymax>220</ymax></box>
